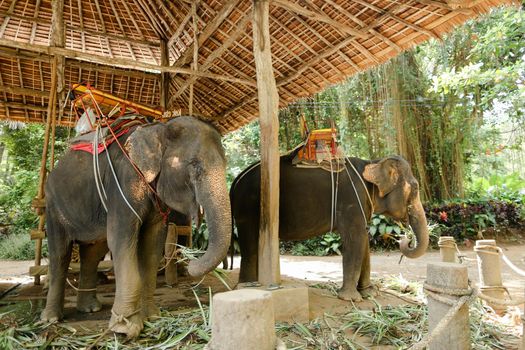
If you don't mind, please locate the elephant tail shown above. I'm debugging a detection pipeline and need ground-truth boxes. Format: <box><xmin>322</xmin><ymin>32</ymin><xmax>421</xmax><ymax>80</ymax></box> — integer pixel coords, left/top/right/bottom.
<box><xmin>229</xmin><ymin>185</ymin><xmax>235</xmax><ymax>270</ymax></box>
<box><xmin>229</xmin><ymin>234</ymin><xmax>234</xmax><ymax>270</ymax></box>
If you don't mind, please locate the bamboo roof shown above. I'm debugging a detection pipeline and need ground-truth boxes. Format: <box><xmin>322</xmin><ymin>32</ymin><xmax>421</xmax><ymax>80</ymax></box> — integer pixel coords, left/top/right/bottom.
<box><xmin>0</xmin><ymin>0</ymin><xmax>516</xmax><ymax>134</ymax></box>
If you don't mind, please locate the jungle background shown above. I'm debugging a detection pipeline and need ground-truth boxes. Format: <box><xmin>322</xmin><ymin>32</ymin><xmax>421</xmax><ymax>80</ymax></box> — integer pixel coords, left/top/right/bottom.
<box><xmin>0</xmin><ymin>5</ymin><xmax>524</xmax><ymax>259</ymax></box>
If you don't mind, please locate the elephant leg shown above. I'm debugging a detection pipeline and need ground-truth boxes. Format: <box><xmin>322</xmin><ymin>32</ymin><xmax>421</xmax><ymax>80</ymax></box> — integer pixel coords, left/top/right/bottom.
<box><xmin>76</xmin><ymin>241</ymin><xmax>109</xmax><ymax>313</ymax></box>
<box><xmin>338</xmin><ymin>227</ymin><xmax>367</xmax><ymax>302</ymax></box>
<box><xmin>138</xmin><ymin>221</ymin><xmax>167</xmax><ymax>320</ymax></box>
<box><xmin>357</xmin><ymin>240</ymin><xmax>378</xmax><ymax>298</ymax></box>
<box><xmin>41</xmin><ymin>224</ymin><xmax>73</xmax><ymax>322</ymax></box>
<box><xmin>238</xmin><ymin>222</ymin><xmax>258</xmax><ymax>283</ymax></box>
<box><xmin>107</xmin><ymin>224</ymin><xmax>144</xmax><ymax>338</ymax></box>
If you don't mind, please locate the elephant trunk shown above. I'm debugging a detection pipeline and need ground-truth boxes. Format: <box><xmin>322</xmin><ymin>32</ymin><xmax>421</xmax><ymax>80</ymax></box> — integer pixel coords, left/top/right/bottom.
<box><xmin>399</xmin><ymin>193</ymin><xmax>429</xmax><ymax>259</ymax></box>
<box><xmin>187</xmin><ymin>167</ymin><xmax>232</xmax><ymax>277</ymax></box>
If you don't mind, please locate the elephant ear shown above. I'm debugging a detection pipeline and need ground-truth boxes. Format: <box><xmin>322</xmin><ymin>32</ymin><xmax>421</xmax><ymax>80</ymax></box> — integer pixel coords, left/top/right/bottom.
<box><xmin>125</xmin><ymin>123</ymin><xmax>165</xmax><ymax>183</ymax></box>
<box><xmin>363</xmin><ymin>159</ymin><xmax>399</xmax><ymax>197</ymax></box>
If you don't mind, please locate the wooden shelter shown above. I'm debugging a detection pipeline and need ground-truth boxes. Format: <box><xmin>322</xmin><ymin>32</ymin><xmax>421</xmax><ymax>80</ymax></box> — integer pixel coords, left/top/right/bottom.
<box><xmin>0</xmin><ymin>0</ymin><xmax>516</xmax><ymax>285</ymax></box>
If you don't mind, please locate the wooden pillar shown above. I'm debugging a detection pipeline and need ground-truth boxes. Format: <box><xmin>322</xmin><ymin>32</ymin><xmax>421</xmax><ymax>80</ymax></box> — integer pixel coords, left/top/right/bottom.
<box><xmin>33</xmin><ymin>58</ymin><xmax>58</xmax><ymax>285</ymax></box>
<box><xmin>253</xmin><ymin>0</ymin><xmax>280</xmax><ymax>286</ymax></box>
<box><xmin>160</xmin><ymin>39</ymin><xmax>170</xmax><ymax>110</ymax></box>
<box><xmin>32</xmin><ymin>0</ymin><xmax>64</xmax><ymax>285</ymax></box>
<box><xmin>189</xmin><ymin>1</ymin><xmax>198</xmax><ymax>116</ymax></box>
<box><xmin>164</xmin><ymin>223</ymin><xmax>179</xmax><ymax>286</ymax></box>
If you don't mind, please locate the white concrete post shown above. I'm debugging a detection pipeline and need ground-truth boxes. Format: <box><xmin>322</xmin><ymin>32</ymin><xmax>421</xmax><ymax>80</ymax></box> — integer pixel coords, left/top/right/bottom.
<box><xmin>426</xmin><ymin>262</ymin><xmax>470</xmax><ymax>350</ymax></box>
<box><xmin>438</xmin><ymin>236</ymin><xmax>457</xmax><ymax>263</ymax></box>
<box><xmin>206</xmin><ymin>289</ymin><xmax>284</xmax><ymax>350</ymax></box>
<box><xmin>474</xmin><ymin>239</ymin><xmax>506</xmax><ymax>313</ymax></box>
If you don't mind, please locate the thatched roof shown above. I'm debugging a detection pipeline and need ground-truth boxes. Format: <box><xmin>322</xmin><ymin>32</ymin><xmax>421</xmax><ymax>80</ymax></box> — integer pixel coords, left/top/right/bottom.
<box><xmin>0</xmin><ymin>0</ymin><xmax>516</xmax><ymax>134</ymax></box>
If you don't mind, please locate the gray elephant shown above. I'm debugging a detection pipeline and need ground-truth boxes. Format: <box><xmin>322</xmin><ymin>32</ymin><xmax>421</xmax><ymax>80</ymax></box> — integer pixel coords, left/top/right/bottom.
<box><xmin>230</xmin><ymin>154</ymin><xmax>428</xmax><ymax>301</ymax></box>
<box><xmin>41</xmin><ymin>116</ymin><xmax>231</xmax><ymax>338</ymax></box>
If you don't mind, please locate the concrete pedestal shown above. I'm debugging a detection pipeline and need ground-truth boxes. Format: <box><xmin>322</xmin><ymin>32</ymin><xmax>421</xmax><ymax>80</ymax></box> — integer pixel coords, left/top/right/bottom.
<box><xmin>206</xmin><ymin>289</ymin><xmax>282</xmax><ymax>350</ymax></box>
<box><xmin>438</xmin><ymin>236</ymin><xmax>457</xmax><ymax>263</ymax></box>
<box><xmin>475</xmin><ymin>239</ymin><xmax>506</xmax><ymax>313</ymax></box>
<box><xmin>237</xmin><ymin>281</ymin><xmax>310</xmax><ymax>323</ymax></box>
<box><xmin>426</xmin><ymin>262</ymin><xmax>470</xmax><ymax>350</ymax></box>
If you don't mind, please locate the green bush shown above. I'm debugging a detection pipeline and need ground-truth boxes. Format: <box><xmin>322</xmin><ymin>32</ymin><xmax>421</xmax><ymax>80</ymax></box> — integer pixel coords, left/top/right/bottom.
<box><xmin>280</xmin><ymin>233</ymin><xmax>341</xmax><ymax>256</ymax></box>
<box><xmin>425</xmin><ymin>198</ymin><xmax>524</xmax><ymax>242</ymax></box>
<box><xmin>0</xmin><ymin>234</ymin><xmax>47</xmax><ymax>260</ymax></box>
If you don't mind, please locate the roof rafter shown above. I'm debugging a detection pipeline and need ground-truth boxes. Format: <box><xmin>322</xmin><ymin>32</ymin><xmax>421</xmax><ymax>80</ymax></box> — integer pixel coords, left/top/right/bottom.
<box><xmin>169</xmin><ymin>7</ymin><xmax>252</xmax><ymax>104</ymax></box>
<box><xmin>0</xmin><ymin>39</ymin><xmax>256</xmax><ymax>87</ymax></box>
<box><xmin>172</xmin><ymin>0</ymin><xmax>241</xmax><ymax>68</ymax></box>
<box><xmin>272</xmin><ymin>0</ymin><xmax>369</xmax><ymax>39</ymax></box>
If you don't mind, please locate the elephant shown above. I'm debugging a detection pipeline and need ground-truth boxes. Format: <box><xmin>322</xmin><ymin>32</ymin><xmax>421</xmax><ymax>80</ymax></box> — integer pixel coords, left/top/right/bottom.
<box><xmin>41</xmin><ymin>116</ymin><xmax>231</xmax><ymax>338</ymax></box>
<box><xmin>230</xmin><ymin>153</ymin><xmax>429</xmax><ymax>302</ymax></box>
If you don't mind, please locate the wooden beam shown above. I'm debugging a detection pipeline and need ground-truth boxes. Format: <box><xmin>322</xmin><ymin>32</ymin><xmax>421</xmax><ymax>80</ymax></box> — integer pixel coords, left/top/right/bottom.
<box><xmin>0</xmin><ymin>38</ymin><xmax>256</xmax><ymax>86</ymax></box>
<box><xmin>0</xmin><ymin>101</ymin><xmax>48</xmax><ymax>112</ymax></box>
<box><xmin>67</xmin><ymin>60</ymin><xmax>159</xmax><ymax>80</ymax></box>
<box><xmin>51</xmin><ymin>0</ymin><xmax>65</xmax><ymax>94</ymax></box>
<box><xmin>0</xmin><ymin>46</ymin><xmax>51</xmax><ymax>62</ymax></box>
<box><xmin>160</xmin><ymin>39</ymin><xmax>170</xmax><ymax>110</ymax></box>
<box><xmin>0</xmin><ymin>10</ymin><xmax>160</xmax><ymax>47</ymax></box>
<box><xmin>189</xmin><ymin>1</ymin><xmax>198</xmax><ymax>115</ymax></box>
<box><xmin>324</xmin><ymin>0</ymin><xmax>402</xmax><ymax>53</ymax></box>
<box><xmin>253</xmin><ymin>0</ymin><xmax>280</xmax><ymax>286</ymax></box>
<box><xmin>168</xmin><ymin>12</ymin><xmax>192</xmax><ymax>48</ymax></box>
<box><xmin>0</xmin><ymin>86</ymin><xmax>48</xmax><ymax>97</ymax></box>
<box><xmin>170</xmin><ymin>11</ymin><xmax>251</xmax><ymax>103</ymax></box>
<box><xmin>413</xmin><ymin>0</ymin><xmax>474</xmax><ymax>14</ymax></box>
<box><xmin>272</xmin><ymin>0</ymin><xmax>369</xmax><ymax>39</ymax></box>
<box><xmin>29</xmin><ymin>260</ymin><xmax>114</xmax><ymax>276</ymax></box>
<box><xmin>352</xmin><ymin>0</ymin><xmax>440</xmax><ymax>41</ymax></box>
<box><xmin>172</xmin><ymin>0</ymin><xmax>240</xmax><ymax>68</ymax></box>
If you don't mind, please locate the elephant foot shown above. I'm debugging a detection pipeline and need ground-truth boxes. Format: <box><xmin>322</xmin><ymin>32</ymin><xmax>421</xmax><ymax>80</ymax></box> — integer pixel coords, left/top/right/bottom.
<box><xmin>109</xmin><ymin>310</ymin><xmax>143</xmax><ymax>339</ymax></box>
<box><xmin>41</xmin><ymin>306</ymin><xmax>63</xmax><ymax>323</ymax></box>
<box><xmin>337</xmin><ymin>288</ymin><xmax>363</xmax><ymax>302</ymax></box>
<box><xmin>358</xmin><ymin>285</ymin><xmax>378</xmax><ymax>299</ymax></box>
<box><xmin>141</xmin><ymin>302</ymin><xmax>161</xmax><ymax>320</ymax></box>
<box><xmin>77</xmin><ymin>294</ymin><xmax>102</xmax><ymax>313</ymax></box>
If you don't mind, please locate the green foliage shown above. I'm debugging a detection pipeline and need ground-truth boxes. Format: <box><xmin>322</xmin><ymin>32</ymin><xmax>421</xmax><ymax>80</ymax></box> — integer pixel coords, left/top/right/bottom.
<box><xmin>467</xmin><ymin>172</ymin><xmax>525</xmax><ymax>202</ymax></box>
<box><xmin>222</xmin><ymin>122</ymin><xmax>260</xmax><ymax>185</ymax></box>
<box><xmin>0</xmin><ymin>170</ymin><xmax>39</xmax><ymax>234</ymax></box>
<box><xmin>425</xmin><ymin>198</ymin><xmax>524</xmax><ymax>242</ymax></box>
<box><xmin>280</xmin><ymin>233</ymin><xmax>342</xmax><ymax>256</ymax></box>
<box><xmin>0</xmin><ymin>234</ymin><xmax>47</xmax><ymax>260</ymax></box>
<box><xmin>319</xmin><ymin>232</ymin><xmax>342</xmax><ymax>255</ymax></box>
<box><xmin>192</xmin><ymin>220</ymin><xmax>209</xmax><ymax>250</ymax></box>
<box><xmin>368</xmin><ymin>214</ymin><xmax>405</xmax><ymax>250</ymax></box>
<box><xmin>0</xmin><ymin>123</ymin><xmax>70</xmax><ymax>239</ymax></box>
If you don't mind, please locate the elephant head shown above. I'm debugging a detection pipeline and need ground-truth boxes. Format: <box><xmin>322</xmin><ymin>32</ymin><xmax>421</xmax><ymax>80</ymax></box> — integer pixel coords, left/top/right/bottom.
<box><xmin>125</xmin><ymin>116</ymin><xmax>231</xmax><ymax>277</ymax></box>
<box><xmin>363</xmin><ymin>156</ymin><xmax>429</xmax><ymax>258</ymax></box>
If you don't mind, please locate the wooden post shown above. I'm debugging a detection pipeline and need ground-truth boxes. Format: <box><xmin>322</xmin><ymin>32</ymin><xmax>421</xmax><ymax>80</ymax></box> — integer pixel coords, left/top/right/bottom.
<box><xmin>164</xmin><ymin>223</ymin><xmax>179</xmax><ymax>286</ymax></box>
<box><xmin>160</xmin><ymin>39</ymin><xmax>170</xmax><ymax>110</ymax></box>
<box><xmin>33</xmin><ymin>0</ymin><xmax>64</xmax><ymax>285</ymax></box>
<box><xmin>253</xmin><ymin>0</ymin><xmax>280</xmax><ymax>286</ymax></box>
<box><xmin>33</xmin><ymin>58</ymin><xmax>58</xmax><ymax>285</ymax></box>
<box><xmin>189</xmin><ymin>1</ymin><xmax>198</xmax><ymax>116</ymax></box>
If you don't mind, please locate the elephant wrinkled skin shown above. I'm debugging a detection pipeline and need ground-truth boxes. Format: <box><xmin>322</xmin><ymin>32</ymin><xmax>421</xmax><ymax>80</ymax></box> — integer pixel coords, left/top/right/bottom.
<box><xmin>230</xmin><ymin>154</ymin><xmax>428</xmax><ymax>302</ymax></box>
<box><xmin>41</xmin><ymin>116</ymin><xmax>231</xmax><ymax>338</ymax></box>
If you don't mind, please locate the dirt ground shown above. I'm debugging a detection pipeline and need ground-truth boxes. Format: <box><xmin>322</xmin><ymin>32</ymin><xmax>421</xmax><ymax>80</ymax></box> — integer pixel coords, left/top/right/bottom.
<box><xmin>0</xmin><ymin>243</ymin><xmax>524</xmax><ymax>345</ymax></box>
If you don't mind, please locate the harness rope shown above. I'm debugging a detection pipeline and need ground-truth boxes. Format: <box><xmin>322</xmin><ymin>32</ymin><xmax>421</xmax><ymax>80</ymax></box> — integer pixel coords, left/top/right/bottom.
<box><xmin>92</xmin><ymin>127</ymin><xmax>108</xmax><ymax>212</ymax></box>
<box><xmin>84</xmin><ymin>90</ymin><xmax>170</xmax><ymax>223</ymax></box>
<box><xmin>66</xmin><ymin>277</ymin><xmax>97</xmax><ymax>292</ymax></box>
<box><xmin>342</xmin><ymin>158</ymin><xmax>373</xmax><ymax>227</ymax></box>
<box><xmin>101</xmin><ymin>132</ymin><xmax>143</xmax><ymax>224</ymax></box>
<box><xmin>321</xmin><ymin>155</ymin><xmax>374</xmax><ymax>231</ymax></box>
